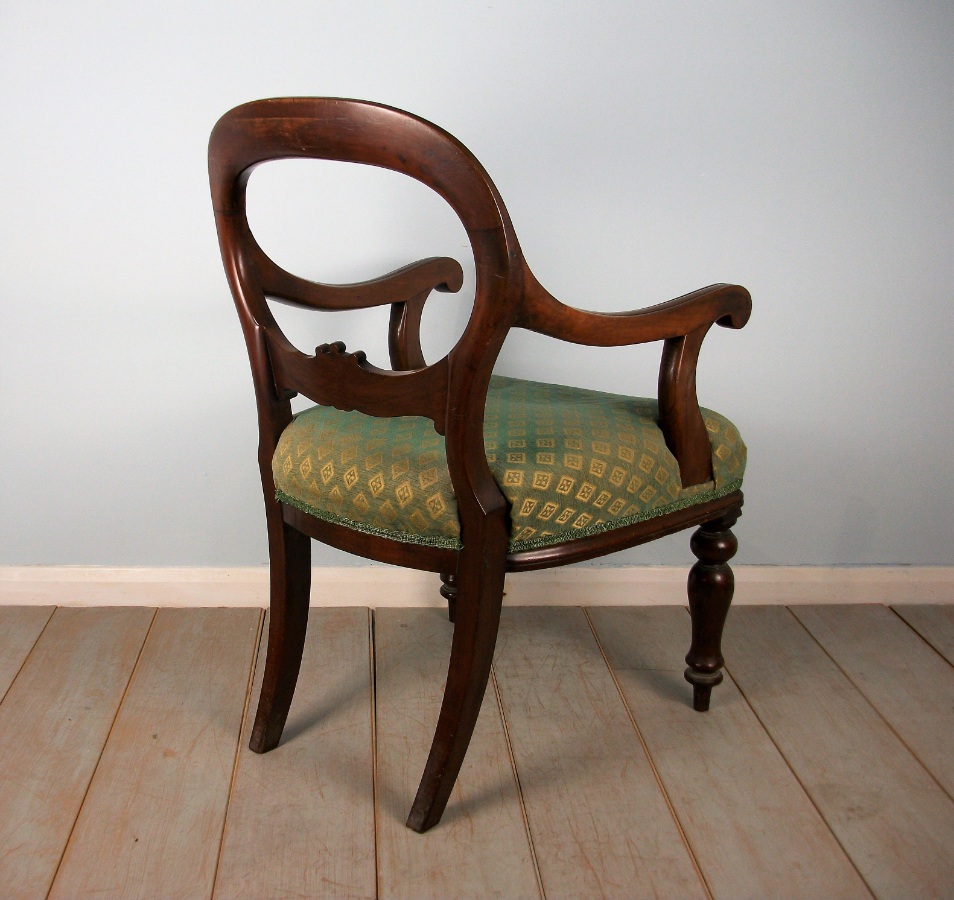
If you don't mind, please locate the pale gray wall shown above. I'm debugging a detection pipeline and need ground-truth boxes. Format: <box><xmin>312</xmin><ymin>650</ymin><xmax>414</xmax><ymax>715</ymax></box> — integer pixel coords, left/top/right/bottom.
<box><xmin>1</xmin><ymin>1</ymin><xmax>951</xmax><ymax>567</ymax></box>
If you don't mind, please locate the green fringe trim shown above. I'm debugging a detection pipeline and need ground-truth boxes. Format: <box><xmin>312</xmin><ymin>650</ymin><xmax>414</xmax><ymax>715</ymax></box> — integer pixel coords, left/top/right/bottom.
<box><xmin>506</xmin><ymin>479</ymin><xmax>744</xmax><ymax>553</ymax></box>
<box><xmin>277</xmin><ymin>477</ymin><xmax>744</xmax><ymax>555</ymax></box>
<box><xmin>275</xmin><ymin>489</ymin><xmax>463</xmax><ymax>550</ymax></box>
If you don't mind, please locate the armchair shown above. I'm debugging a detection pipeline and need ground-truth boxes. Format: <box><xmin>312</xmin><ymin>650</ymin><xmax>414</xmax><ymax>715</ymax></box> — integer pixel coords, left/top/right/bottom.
<box><xmin>209</xmin><ymin>98</ymin><xmax>751</xmax><ymax>833</ymax></box>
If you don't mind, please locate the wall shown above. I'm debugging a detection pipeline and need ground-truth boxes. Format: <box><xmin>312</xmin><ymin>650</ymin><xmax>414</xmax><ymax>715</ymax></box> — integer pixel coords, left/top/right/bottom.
<box><xmin>1</xmin><ymin>1</ymin><xmax>951</xmax><ymax>567</ymax></box>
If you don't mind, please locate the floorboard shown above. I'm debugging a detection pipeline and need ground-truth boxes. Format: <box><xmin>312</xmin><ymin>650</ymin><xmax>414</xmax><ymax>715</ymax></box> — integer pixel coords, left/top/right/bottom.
<box><xmin>725</xmin><ymin>605</ymin><xmax>954</xmax><ymax>898</ymax></box>
<box><xmin>49</xmin><ymin>608</ymin><xmax>260</xmax><ymax>900</ymax></box>
<box><xmin>893</xmin><ymin>603</ymin><xmax>954</xmax><ymax>665</ymax></box>
<box><xmin>588</xmin><ymin>605</ymin><xmax>870</xmax><ymax>899</ymax></box>
<box><xmin>373</xmin><ymin>607</ymin><xmax>540</xmax><ymax>900</ymax></box>
<box><xmin>0</xmin><ymin>607</ymin><xmax>154</xmax><ymax>900</ymax></box>
<box><xmin>213</xmin><ymin>608</ymin><xmax>376</xmax><ymax>900</ymax></box>
<box><xmin>0</xmin><ymin>602</ymin><xmax>949</xmax><ymax>897</ymax></box>
<box><xmin>793</xmin><ymin>603</ymin><xmax>954</xmax><ymax>798</ymax></box>
<box><xmin>0</xmin><ymin>606</ymin><xmax>54</xmax><ymax>701</ymax></box>
<box><xmin>493</xmin><ymin>606</ymin><xmax>705</xmax><ymax>899</ymax></box>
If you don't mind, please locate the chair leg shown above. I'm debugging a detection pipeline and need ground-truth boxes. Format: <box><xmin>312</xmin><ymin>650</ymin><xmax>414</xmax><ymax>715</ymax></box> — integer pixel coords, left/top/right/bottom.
<box><xmin>439</xmin><ymin>572</ymin><xmax>457</xmax><ymax>622</ymax></box>
<box><xmin>407</xmin><ymin>551</ymin><xmax>506</xmax><ymax>833</ymax></box>
<box><xmin>684</xmin><ymin>512</ymin><xmax>739</xmax><ymax>712</ymax></box>
<box><xmin>249</xmin><ymin>513</ymin><xmax>312</xmax><ymax>753</ymax></box>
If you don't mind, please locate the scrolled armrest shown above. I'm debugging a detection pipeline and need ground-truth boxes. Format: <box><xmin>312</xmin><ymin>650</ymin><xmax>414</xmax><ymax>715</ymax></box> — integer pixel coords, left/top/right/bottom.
<box><xmin>516</xmin><ymin>263</ymin><xmax>751</xmax><ymax>489</ymax></box>
<box><xmin>255</xmin><ymin>241</ymin><xmax>464</xmax><ymax>311</ymax></box>
<box><xmin>517</xmin><ymin>265</ymin><xmax>750</xmax><ymax>345</ymax></box>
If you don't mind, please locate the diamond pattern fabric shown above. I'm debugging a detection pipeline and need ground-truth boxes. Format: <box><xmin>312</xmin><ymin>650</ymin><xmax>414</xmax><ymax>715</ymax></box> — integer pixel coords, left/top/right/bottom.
<box><xmin>273</xmin><ymin>376</ymin><xmax>745</xmax><ymax>552</ymax></box>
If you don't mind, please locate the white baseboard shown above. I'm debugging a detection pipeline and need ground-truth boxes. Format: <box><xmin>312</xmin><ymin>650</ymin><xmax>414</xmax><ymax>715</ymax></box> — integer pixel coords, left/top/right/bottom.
<box><xmin>0</xmin><ymin>566</ymin><xmax>950</xmax><ymax>608</ymax></box>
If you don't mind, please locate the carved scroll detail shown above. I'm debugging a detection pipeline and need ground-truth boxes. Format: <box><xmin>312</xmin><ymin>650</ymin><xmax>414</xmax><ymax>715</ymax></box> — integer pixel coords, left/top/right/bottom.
<box><xmin>266</xmin><ymin>335</ymin><xmax>448</xmax><ymax>432</ymax></box>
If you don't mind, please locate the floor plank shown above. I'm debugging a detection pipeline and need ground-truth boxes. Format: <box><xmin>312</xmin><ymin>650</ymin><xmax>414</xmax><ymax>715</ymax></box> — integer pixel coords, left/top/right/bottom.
<box><xmin>725</xmin><ymin>605</ymin><xmax>954</xmax><ymax>898</ymax></box>
<box><xmin>214</xmin><ymin>608</ymin><xmax>376</xmax><ymax>900</ymax></box>
<box><xmin>893</xmin><ymin>603</ymin><xmax>954</xmax><ymax>665</ymax></box>
<box><xmin>493</xmin><ymin>606</ymin><xmax>706</xmax><ymax>900</ymax></box>
<box><xmin>0</xmin><ymin>606</ymin><xmax>55</xmax><ymax>700</ymax></box>
<box><xmin>49</xmin><ymin>607</ymin><xmax>260</xmax><ymax>900</ymax></box>
<box><xmin>793</xmin><ymin>604</ymin><xmax>954</xmax><ymax>798</ymax></box>
<box><xmin>1</xmin><ymin>602</ymin><xmax>950</xmax><ymax>896</ymax></box>
<box><xmin>374</xmin><ymin>607</ymin><xmax>540</xmax><ymax>900</ymax></box>
<box><xmin>0</xmin><ymin>607</ymin><xmax>155</xmax><ymax>900</ymax></box>
<box><xmin>588</xmin><ymin>605</ymin><xmax>870</xmax><ymax>899</ymax></box>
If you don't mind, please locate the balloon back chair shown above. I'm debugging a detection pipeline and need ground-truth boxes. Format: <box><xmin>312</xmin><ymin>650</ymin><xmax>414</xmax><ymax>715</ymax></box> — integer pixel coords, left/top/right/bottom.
<box><xmin>209</xmin><ymin>98</ymin><xmax>751</xmax><ymax>833</ymax></box>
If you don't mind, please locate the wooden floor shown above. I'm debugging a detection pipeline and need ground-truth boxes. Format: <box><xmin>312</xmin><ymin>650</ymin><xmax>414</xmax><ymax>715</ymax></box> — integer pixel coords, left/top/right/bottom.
<box><xmin>0</xmin><ymin>603</ymin><xmax>951</xmax><ymax>899</ymax></box>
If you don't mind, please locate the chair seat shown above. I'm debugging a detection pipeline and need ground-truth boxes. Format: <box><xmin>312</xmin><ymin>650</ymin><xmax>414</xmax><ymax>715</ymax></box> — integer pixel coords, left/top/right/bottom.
<box><xmin>273</xmin><ymin>375</ymin><xmax>746</xmax><ymax>552</ymax></box>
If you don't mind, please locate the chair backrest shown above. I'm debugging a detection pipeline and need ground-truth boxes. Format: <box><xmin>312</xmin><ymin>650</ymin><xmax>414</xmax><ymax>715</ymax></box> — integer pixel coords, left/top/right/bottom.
<box><xmin>209</xmin><ymin>98</ymin><xmax>520</xmax><ymax>524</ymax></box>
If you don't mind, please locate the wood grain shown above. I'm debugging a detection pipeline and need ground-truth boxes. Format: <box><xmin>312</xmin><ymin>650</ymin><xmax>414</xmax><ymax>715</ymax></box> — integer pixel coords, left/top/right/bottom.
<box><xmin>0</xmin><ymin>607</ymin><xmax>154</xmax><ymax>899</ymax></box>
<box><xmin>214</xmin><ymin>608</ymin><xmax>376</xmax><ymax>899</ymax></box>
<box><xmin>373</xmin><ymin>608</ymin><xmax>540</xmax><ymax>899</ymax></box>
<box><xmin>49</xmin><ymin>608</ymin><xmax>260</xmax><ymax>900</ymax></box>
<box><xmin>793</xmin><ymin>603</ymin><xmax>954</xmax><ymax>797</ymax></box>
<box><xmin>493</xmin><ymin>606</ymin><xmax>705</xmax><ymax>899</ymax></box>
<box><xmin>0</xmin><ymin>606</ymin><xmax>54</xmax><ymax>700</ymax></box>
<box><xmin>893</xmin><ymin>603</ymin><xmax>954</xmax><ymax>665</ymax></box>
<box><xmin>725</xmin><ymin>605</ymin><xmax>954</xmax><ymax>898</ymax></box>
<box><xmin>588</xmin><ymin>606</ymin><xmax>870</xmax><ymax>899</ymax></box>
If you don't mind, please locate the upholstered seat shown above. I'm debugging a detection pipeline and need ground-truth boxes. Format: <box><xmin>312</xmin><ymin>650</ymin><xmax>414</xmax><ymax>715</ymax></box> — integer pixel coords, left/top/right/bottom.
<box><xmin>274</xmin><ymin>375</ymin><xmax>746</xmax><ymax>552</ymax></box>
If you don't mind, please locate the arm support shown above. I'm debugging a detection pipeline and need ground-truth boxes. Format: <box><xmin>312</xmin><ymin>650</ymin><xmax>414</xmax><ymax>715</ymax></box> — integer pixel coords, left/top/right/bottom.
<box><xmin>255</xmin><ymin>241</ymin><xmax>464</xmax><ymax>311</ymax></box>
<box><xmin>517</xmin><ymin>265</ymin><xmax>751</xmax><ymax>487</ymax></box>
<box><xmin>658</xmin><ymin>325</ymin><xmax>714</xmax><ymax>486</ymax></box>
<box><xmin>389</xmin><ymin>290</ymin><xmax>429</xmax><ymax>370</ymax></box>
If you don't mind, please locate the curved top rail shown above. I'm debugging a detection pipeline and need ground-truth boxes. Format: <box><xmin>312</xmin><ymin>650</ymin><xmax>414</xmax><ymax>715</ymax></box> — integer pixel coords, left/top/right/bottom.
<box><xmin>209</xmin><ymin>98</ymin><xmax>514</xmax><ymax>241</ymax></box>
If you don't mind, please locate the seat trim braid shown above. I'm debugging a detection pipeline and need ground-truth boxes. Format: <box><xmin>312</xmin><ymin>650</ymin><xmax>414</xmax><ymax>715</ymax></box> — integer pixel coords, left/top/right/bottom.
<box><xmin>506</xmin><ymin>477</ymin><xmax>743</xmax><ymax>552</ymax></box>
<box><xmin>276</xmin><ymin>476</ymin><xmax>743</xmax><ymax>553</ymax></box>
<box><xmin>508</xmin><ymin>490</ymin><xmax>743</xmax><ymax>572</ymax></box>
<box><xmin>276</xmin><ymin>488</ymin><xmax>461</xmax><ymax>549</ymax></box>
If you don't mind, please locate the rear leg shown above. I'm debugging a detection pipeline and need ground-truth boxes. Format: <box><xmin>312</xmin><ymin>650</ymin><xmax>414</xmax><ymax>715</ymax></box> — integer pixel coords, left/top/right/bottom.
<box><xmin>407</xmin><ymin>550</ymin><xmax>505</xmax><ymax>832</ymax></box>
<box><xmin>250</xmin><ymin>508</ymin><xmax>312</xmax><ymax>753</ymax></box>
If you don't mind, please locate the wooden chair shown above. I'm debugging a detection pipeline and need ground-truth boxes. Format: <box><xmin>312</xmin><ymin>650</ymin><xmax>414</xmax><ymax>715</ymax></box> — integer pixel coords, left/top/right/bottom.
<box><xmin>209</xmin><ymin>98</ymin><xmax>751</xmax><ymax>833</ymax></box>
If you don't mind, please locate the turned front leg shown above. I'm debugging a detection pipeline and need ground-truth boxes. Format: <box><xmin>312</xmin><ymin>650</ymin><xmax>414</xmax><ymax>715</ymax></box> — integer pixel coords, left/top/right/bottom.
<box><xmin>685</xmin><ymin>513</ymin><xmax>739</xmax><ymax>711</ymax></box>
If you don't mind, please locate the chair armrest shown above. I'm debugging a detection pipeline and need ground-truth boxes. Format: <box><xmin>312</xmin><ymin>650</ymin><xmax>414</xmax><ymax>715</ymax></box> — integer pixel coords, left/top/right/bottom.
<box><xmin>256</xmin><ymin>244</ymin><xmax>464</xmax><ymax>311</ymax></box>
<box><xmin>517</xmin><ymin>266</ymin><xmax>750</xmax><ymax>345</ymax></box>
<box><xmin>517</xmin><ymin>265</ymin><xmax>751</xmax><ymax>487</ymax></box>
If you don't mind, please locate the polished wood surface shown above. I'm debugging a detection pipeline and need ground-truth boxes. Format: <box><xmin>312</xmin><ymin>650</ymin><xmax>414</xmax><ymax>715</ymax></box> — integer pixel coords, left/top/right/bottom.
<box><xmin>210</xmin><ymin>97</ymin><xmax>752</xmax><ymax>830</ymax></box>
<box><xmin>685</xmin><ymin>512</ymin><xmax>739</xmax><ymax>710</ymax></box>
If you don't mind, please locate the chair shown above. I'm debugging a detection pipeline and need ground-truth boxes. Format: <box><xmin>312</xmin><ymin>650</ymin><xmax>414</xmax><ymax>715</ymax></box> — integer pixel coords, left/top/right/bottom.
<box><xmin>209</xmin><ymin>98</ymin><xmax>751</xmax><ymax>833</ymax></box>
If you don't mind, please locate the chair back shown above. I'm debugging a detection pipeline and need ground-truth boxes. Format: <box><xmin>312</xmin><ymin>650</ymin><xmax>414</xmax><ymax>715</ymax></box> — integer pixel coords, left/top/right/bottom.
<box><xmin>209</xmin><ymin>98</ymin><xmax>519</xmax><ymax>522</ymax></box>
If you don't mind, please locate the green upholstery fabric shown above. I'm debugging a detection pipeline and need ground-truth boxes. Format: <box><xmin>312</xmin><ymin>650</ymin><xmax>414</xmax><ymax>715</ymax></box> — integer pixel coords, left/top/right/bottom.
<box><xmin>273</xmin><ymin>376</ymin><xmax>745</xmax><ymax>552</ymax></box>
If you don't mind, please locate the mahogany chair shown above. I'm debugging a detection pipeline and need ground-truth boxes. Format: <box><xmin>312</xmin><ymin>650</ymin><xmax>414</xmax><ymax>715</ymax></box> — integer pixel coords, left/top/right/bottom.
<box><xmin>209</xmin><ymin>98</ymin><xmax>751</xmax><ymax>833</ymax></box>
